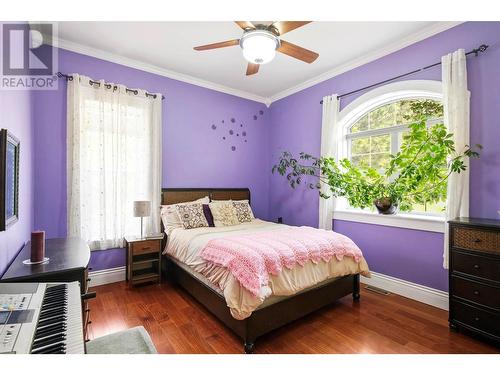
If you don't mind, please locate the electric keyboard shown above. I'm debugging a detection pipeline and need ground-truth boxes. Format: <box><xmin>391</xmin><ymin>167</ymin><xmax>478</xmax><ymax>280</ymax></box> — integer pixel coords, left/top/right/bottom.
<box><xmin>0</xmin><ymin>282</ymin><xmax>85</xmax><ymax>354</ymax></box>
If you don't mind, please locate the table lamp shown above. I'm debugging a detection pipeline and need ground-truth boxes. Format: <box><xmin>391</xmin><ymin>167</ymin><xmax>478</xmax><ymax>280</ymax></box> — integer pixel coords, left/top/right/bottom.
<box><xmin>133</xmin><ymin>200</ymin><xmax>151</xmax><ymax>239</ymax></box>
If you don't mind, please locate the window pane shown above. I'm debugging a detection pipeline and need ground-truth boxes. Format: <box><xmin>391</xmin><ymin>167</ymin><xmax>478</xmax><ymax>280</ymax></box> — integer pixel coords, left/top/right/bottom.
<box><xmin>351</xmin><ymin>134</ymin><xmax>391</xmax><ymax>170</ymax></box>
<box><xmin>351</xmin><ymin>137</ymin><xmax>370</xmax><ymax>154</ymax></box>
<box><xmin>371</xmin><ymin>134</ymin><xmax>390</xmax><ymax>153</ymax></box>
<box><xmin>351</xmin><ymin>154</ymin><xmax>370</xmax><ymax>168</ymax></box>
<box><xmin>350</xmin><ymin>114</ymin><xmax>369</xmax><ymax>133</ymax></box>
<box><xmin>369</xmin><ymin>102</ymin><xmax>396</xmax><ymax>129</ymax></box>
<box><xmin>371</xmin><ymin>153</ymin><xmax>391</xmax><ymax>170</ymax></box>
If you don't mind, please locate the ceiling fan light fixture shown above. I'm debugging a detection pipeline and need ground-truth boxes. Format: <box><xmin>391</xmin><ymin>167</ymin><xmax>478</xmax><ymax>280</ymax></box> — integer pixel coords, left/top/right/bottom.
<box><xmin>240</xmin><ymin>29</ymin><xmax>280</xmax><ymax>65</ymax></box>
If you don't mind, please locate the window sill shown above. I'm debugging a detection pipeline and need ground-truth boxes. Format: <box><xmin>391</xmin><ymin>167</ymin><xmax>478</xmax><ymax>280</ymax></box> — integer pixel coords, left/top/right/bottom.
<box><xmin>333</xmin><ymin>209</ymin><xmax>445</xmax><ymax>233</ymax></box>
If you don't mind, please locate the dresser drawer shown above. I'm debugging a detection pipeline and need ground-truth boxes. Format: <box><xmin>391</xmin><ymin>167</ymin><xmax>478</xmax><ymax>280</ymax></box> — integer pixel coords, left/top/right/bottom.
<box><xmin>451</xmin><ymin>275</ymin><xmax>500</xmax><ymax>310</ymax></box>
<box><xmin>451</xmin><ymin>250</ymin><xmax>500</xmax><ymax>283</ymax></box>
<box><xmin>130</xmin><ymin>240</ymin><xmax>160</xmax><ymax>255</ymax></box>
<box><xmin>453</xmin><ymin>227</ymin><xmax>500</xmax><ymax>254</ymax></box>
<box><xmin>451</xmin><ymin>300</ymin><xmax>500</xmax><ymax>338</ymax></box>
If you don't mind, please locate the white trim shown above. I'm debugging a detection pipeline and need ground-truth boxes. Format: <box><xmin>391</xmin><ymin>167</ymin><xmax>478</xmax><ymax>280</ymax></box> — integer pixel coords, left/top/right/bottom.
<box><xmin>43</xmin><ymin>22</ymin><xmax>460</xmax><ymax>106</ymax></box>
<box><xmin>269</xmin><ymin>22</ymin><xmax>462</xmax><ymax>103</ymax></box>
<box><xmin>89</xmin><ymin>266</ymin><xmax>126</xmax><ymax>287</ymax></box>
<box><xmin>338</xmin><ymin>80</ymin><xmax>443</xmax><ymax>125</ymax></box>
<box><xmin>334</xmin><ymin>209</ymin><xmax>445</xmax><ymax>233</ymax></box>
<box><xmin>362</xmin><ymin>271</ymin><xmax>449</xmax><ymax>310</ymax></box>
<box><xmin>47</xmin><ymin>35</ymin><xmax>271</xmax><ymax>106</ymax></box>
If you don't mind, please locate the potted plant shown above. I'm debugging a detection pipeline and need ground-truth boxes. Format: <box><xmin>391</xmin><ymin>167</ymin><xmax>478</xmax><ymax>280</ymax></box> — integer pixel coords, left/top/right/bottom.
<box><xmin>272</xmin><ymin>115</ymin><xmax>481</xmax><ymax>215</ymax></box>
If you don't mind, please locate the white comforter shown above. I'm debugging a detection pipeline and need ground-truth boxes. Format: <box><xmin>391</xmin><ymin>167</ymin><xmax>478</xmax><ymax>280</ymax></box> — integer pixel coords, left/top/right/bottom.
<box><xmin>164</xmin><ymin>219</ymin><xmax>370</xmax><ymax>319</ymax></box>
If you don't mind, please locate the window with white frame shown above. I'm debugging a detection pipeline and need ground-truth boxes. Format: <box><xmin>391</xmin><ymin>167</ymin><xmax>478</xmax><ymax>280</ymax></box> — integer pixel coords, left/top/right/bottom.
<box><xmin>339</xmin><ymin>81</ymin><xmax>445</xmax><ymax>216</ymax></box>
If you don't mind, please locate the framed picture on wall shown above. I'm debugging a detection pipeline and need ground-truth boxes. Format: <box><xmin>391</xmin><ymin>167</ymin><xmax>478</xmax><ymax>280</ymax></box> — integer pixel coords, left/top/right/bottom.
<box><xmin>0</xmin><ymin>128</ymin><xmax>20</xmax><ymax>231</ymax></box>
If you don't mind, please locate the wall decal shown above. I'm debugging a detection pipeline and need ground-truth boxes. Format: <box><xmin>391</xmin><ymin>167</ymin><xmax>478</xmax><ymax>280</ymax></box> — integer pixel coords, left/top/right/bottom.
<box><xmin>210</xmin><ymin>110</ymin><xmax>264</xmax><ymax>151</ymax></box>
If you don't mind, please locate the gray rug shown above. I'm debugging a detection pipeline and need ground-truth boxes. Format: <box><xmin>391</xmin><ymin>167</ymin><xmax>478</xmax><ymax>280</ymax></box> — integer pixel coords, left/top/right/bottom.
<box><xmin>86</xmin><ymin>326</ymin><xmax>157</xmax><ymax>354</ymax></box>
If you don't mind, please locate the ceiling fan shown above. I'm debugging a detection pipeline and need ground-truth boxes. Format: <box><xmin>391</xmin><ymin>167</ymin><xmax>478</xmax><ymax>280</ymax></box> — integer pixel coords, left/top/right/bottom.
<box><xmin>193</xmin><ymin>21</ymin><xmax>319</xmax><ymax>76</ymax></box>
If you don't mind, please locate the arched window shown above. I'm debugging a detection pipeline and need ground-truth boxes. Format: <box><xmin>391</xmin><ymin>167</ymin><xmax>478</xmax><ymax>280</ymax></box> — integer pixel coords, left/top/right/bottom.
<box><xmin>337</xmin><ymin>80</ymin><xmax>445</xmax><ymax>216</ymax></box>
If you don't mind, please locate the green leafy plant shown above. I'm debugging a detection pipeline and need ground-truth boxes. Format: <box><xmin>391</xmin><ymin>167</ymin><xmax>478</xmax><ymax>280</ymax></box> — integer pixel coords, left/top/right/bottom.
<box><xmin>272</xmin><ymin>104</ymin><xmax>482</xmax><ymax>213</ymax></box>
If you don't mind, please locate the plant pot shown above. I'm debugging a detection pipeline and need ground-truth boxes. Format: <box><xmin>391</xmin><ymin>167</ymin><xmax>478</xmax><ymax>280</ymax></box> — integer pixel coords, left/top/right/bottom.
<box><xmin>374</xmin><ymin>197</ymin><xmax>398</xmax><ymax>215</ymax></box>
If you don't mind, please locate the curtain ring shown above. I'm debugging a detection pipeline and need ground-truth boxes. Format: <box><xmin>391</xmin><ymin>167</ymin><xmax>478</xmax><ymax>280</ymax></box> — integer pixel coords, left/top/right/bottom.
<box><xmin>134</xmin><ymin>90</ymin><xmax>138</xmax><ymax>95</ymax></box>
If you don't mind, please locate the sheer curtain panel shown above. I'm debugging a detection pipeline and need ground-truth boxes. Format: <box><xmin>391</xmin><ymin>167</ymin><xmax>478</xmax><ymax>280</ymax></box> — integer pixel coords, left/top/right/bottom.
<box><xmin>442</xmin><ymin>50</ymin><xmax>470</xmax><ymax>268</ymax></box>
<box><xmin>67</xmin><ymin>74</ymin><xmax>162</xmax><ymax>250</ymax></box>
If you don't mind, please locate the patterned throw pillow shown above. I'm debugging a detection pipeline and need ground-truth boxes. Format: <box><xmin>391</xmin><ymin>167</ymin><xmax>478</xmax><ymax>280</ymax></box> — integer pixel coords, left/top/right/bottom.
<box><xmin>209</xmin><ymin>201</ymin><xmax>240</xmax><ymax>227</ymax></box>
<box><xmin>175</xmin><ymin>203</ymin><xmax>209</xmax><ymax>229</ymax></box>
<box><xmin>232</xmin><ymin>200</ymin><xmax>254</xmax><ymax>223</ymax></box>
<box><xmin>161</xmin><ymin>196</ymin><xmax>209</xmax><ymax>233</ymax></box>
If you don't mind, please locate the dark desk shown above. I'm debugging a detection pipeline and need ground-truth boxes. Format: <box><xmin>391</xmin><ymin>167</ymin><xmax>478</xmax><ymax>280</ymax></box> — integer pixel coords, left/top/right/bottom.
<box><xmin>1</xmin><ymin>237</ymin><xmax>93</xmax><ymax>341</ymax></box>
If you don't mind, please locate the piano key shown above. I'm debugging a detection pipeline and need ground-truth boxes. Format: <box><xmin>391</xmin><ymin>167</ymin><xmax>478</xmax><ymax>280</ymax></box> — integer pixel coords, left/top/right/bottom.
<box><xmin>31</xmin><ymin>342</ymin><xmax>66</xmax><ymax>354</ymax></box>
<box><xmin>31</xmin><ymin>334</ymin><xmax>66</xmax><ymax>350</ymax></box>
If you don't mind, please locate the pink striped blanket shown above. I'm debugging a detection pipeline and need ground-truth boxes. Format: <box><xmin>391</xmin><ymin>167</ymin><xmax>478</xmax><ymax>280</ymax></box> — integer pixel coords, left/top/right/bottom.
<box><xmin>200</xmin><ymin>227</ymin><xmax>364</xmax><ymax>296</ymax></box>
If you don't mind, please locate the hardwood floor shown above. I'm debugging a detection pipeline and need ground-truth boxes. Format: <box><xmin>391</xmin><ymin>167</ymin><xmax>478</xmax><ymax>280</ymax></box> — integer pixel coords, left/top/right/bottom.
<box><xmin>88</xmin><ymin>281</ymin><xmax>500</xmax><ymax>354</ymax></box>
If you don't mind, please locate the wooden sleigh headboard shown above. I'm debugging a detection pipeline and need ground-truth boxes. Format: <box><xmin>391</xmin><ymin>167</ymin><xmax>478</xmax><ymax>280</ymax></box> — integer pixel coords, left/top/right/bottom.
<box><xmin>161</xmin><ymin>188</ymin><xmax>251</xmax><ymax>206</ymax></box>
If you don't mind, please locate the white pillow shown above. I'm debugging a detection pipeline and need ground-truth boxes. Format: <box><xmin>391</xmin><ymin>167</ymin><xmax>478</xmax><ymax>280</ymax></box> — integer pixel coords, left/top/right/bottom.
<box><xmin>209</xmin><ymin>201</ymin><xmax>239</xmax><ymax>227</ymax></box>
<box><xmin>211</xmin><ymin>199</ymin><xmax>254</xmax><ymax>223</ymax></box>
<box><xmin>161</xmin><ymin>196</ymin><xmax>209</xmax><ymax>234</ymax></box>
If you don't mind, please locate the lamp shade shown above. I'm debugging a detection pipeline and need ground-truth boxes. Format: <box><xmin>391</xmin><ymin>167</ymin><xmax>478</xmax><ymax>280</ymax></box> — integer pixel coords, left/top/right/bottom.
<box><xmin>133</xmin><ymin>201</ymin><xmax>151</xmax><ymax>218</ymax></box>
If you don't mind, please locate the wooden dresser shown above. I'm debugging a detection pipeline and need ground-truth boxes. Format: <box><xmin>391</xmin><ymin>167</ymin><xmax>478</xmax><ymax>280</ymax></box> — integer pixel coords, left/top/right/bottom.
<box><xmin>449</xmin><ymin>217</ymin><xmax>500</xmax><ymax>344</ymax></box>
<box><xmin>0</xmin><ymin>237</ymin><xmax>95</xmax><ymax>342</ymax></box>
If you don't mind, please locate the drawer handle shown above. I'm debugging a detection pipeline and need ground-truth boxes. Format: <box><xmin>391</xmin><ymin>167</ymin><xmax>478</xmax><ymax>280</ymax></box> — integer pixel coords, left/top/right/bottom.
<box><xmin>474</xmin><ymin>316</ymin><xmax>480</xmax><ymax>322</ymax></box>
<box><xmin>473</xmin><ymin>238</ymin><xmax>482</xmax><ymax>243</ymax></box>
<box><xmin>473</xmin><ymin>264</ymin><xmax>480</xmax><ymax>270</ymax></box>
<box><xmin>142</xmin><ymin>246</ymin><xmax>151</xmax><ymax>250</ymax></box>
<box><xmin>473</xmin><ymin>290</ymin><xmax>480</xmax><ymax>296</ymax></box>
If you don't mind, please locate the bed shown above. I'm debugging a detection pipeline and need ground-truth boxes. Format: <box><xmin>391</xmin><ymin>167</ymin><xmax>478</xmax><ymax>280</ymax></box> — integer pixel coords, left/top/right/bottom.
<box><xmin>160</xmin><ymin>188</ymin><xmax>369</xmax><ymax>353</ymax></box>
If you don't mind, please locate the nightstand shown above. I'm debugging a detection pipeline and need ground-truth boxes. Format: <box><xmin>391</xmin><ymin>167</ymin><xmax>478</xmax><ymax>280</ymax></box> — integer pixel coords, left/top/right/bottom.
<box><xmin>125</xmin><ymin>235</ymin><xmax>164</xmax><ymax>286</ymax></box>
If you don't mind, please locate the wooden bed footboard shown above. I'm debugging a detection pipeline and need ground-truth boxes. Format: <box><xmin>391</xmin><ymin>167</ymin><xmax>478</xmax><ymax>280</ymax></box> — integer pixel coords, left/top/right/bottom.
<box><xmin>162</xmin><ymin>255</ymin><xmax>360</xmax><ymax>353</ymax></box>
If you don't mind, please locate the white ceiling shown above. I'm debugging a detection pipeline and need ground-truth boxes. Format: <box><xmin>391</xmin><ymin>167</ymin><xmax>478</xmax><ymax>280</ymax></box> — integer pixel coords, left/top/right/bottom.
<box><xmin>55</xmin><ymin>22</ymin><xmax>456</xmax><ymax>103</ymax></box>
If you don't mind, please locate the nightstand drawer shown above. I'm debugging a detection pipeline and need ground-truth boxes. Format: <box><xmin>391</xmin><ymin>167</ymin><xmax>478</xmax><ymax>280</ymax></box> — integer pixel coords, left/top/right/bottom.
<box><xmin>453</xmin><ymin>227</ymin><xmax>500</xmax><ymax>254</ymax></box>
<box><xmin>451</xmin><ymin>300</ymin><xmax>500</xmax><ymax>338</ymax></box>
<box><xmin>452</xmin><ymin>250</ymin><xmax>500</xmax><ymax>283</ymax></box>
<box><xmin>451</xmin><ymin>275</ymin><xmax>500</xmax><ymax>310</ymax></box>
<box><xmin>131</xmin><ymin>240</ymin><xmax>160</xmax><ymax>255</ymax></box>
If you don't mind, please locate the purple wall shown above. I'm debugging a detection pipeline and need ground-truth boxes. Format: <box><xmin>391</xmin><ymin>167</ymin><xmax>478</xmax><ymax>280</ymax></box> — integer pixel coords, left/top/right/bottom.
<box><xmin>24</xmin><ymin>22</ymin><xmax>500</xmax><ymax>287</ymax></box>
<box><xmin>32</xmin><ymin>48</ymin><xmax>271</xmax><ymax>270</ymax></box>
<box><xmin>0</xmin><ymin>26</ymin><xmax>35</xmax><ymax>276</ymax></box>
<box><xmin>269</xmin><ymin>22</ymin><xmax>500</xmax><ymax>291</ymax></box>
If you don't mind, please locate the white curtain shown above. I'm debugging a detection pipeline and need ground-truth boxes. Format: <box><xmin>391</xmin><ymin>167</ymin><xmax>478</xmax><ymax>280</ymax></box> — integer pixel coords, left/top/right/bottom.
<box><xmin>67</xmin><ymin>74</ymin><xmax>162</xmax><ymax>250</ymax></box>
<box><xmin>318</xmin><ymin>94</ymin><xmax>340</xmax><ymax>230</ymax></box>
<box><xmin>442</xmin><ymin>49</ymin><xmax>470</xmax><ymax>268</ymax></box>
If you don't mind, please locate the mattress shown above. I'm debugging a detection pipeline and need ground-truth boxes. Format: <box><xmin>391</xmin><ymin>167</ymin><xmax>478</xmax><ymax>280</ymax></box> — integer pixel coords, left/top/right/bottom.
<box><xmin>164</xmin><ymin>219</ymin><xmax>370</xmax><ymax>319</ymax></box>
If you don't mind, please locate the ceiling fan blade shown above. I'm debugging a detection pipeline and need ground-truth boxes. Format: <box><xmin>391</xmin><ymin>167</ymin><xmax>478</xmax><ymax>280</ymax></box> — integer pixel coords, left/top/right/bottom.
<box><xmin>271</xmin><ymin>21</ymin><xmax>311</xmax><ymax>35</ymax></box>
<box><xmin>235</xmin><ymin>21</ymin><xmax>255</xmax><ymax>30</ymax></box>
<box><xmin>193</xmin><ymin>39</ymin><xmax>240</xmax><ymax>51</ymax></box>
<box><xmin>278</xmin><ymin>40</ymin><xmax>319</xmax><ymax>63</ymax></box>
<box><xmin>246</xmin><ymin>63</ymin><xmax>259</xmax><ymax>76</ymax></box>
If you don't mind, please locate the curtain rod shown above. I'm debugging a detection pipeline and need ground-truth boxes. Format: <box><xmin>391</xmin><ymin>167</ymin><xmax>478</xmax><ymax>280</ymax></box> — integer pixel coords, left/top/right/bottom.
<box><xmin>56</xmin><ymin>72</ymin><xmax>165</xmax><ymax>100</ymax></box>
<box><xmin>319</xmin><ymin>44</ymin><xmax>489</xmax><ymax>105</ymax></box>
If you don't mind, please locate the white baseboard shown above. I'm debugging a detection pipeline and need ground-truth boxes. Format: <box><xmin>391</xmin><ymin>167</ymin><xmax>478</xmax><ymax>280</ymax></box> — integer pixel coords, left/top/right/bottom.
<box><xmin>89</xmin><ymin>266</ymin><xmax>126</xmax><ymax>287</ymax></box>
<box><xmin>88</xmin><ymin>266</ymin><xmax>448</xmax><ymax>311</ymax></box>
<box><xmin>361</xmin><ymin>271</ymin><xmax>449</xmax><ymax>311</ymax></box>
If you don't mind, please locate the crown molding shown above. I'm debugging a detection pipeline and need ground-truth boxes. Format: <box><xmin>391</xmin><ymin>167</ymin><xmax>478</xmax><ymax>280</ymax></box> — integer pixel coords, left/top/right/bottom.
<box><xmin>269</xmin><ymin>21</ymin><xmax>463</xmax><ymax>104</ymax></box>
<box><xmin>50</xmin><ymin>36</ymin><xmax>270</xmax><ymax>105</ymax></box>
<box><xmin>46</xmin><ymin>21</ymin><xmax>462</xmax><ymax>107</ymax></box>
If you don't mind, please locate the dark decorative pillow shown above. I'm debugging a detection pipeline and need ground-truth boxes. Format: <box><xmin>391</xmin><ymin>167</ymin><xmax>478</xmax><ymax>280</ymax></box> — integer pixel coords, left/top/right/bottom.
<box><xmin>232</xmin><ymin>200</ymin><xmax>254</xmax><ymax>223</ymax></box>
<box><xmin>175</xmin><ymin>203</ymin><xmax>209</xmax><ymax>229</ymax></box>
<box><xmin>203</xmin><ymin>204</ymin><xmax>215</xmax><ymax>227</ymax></box>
